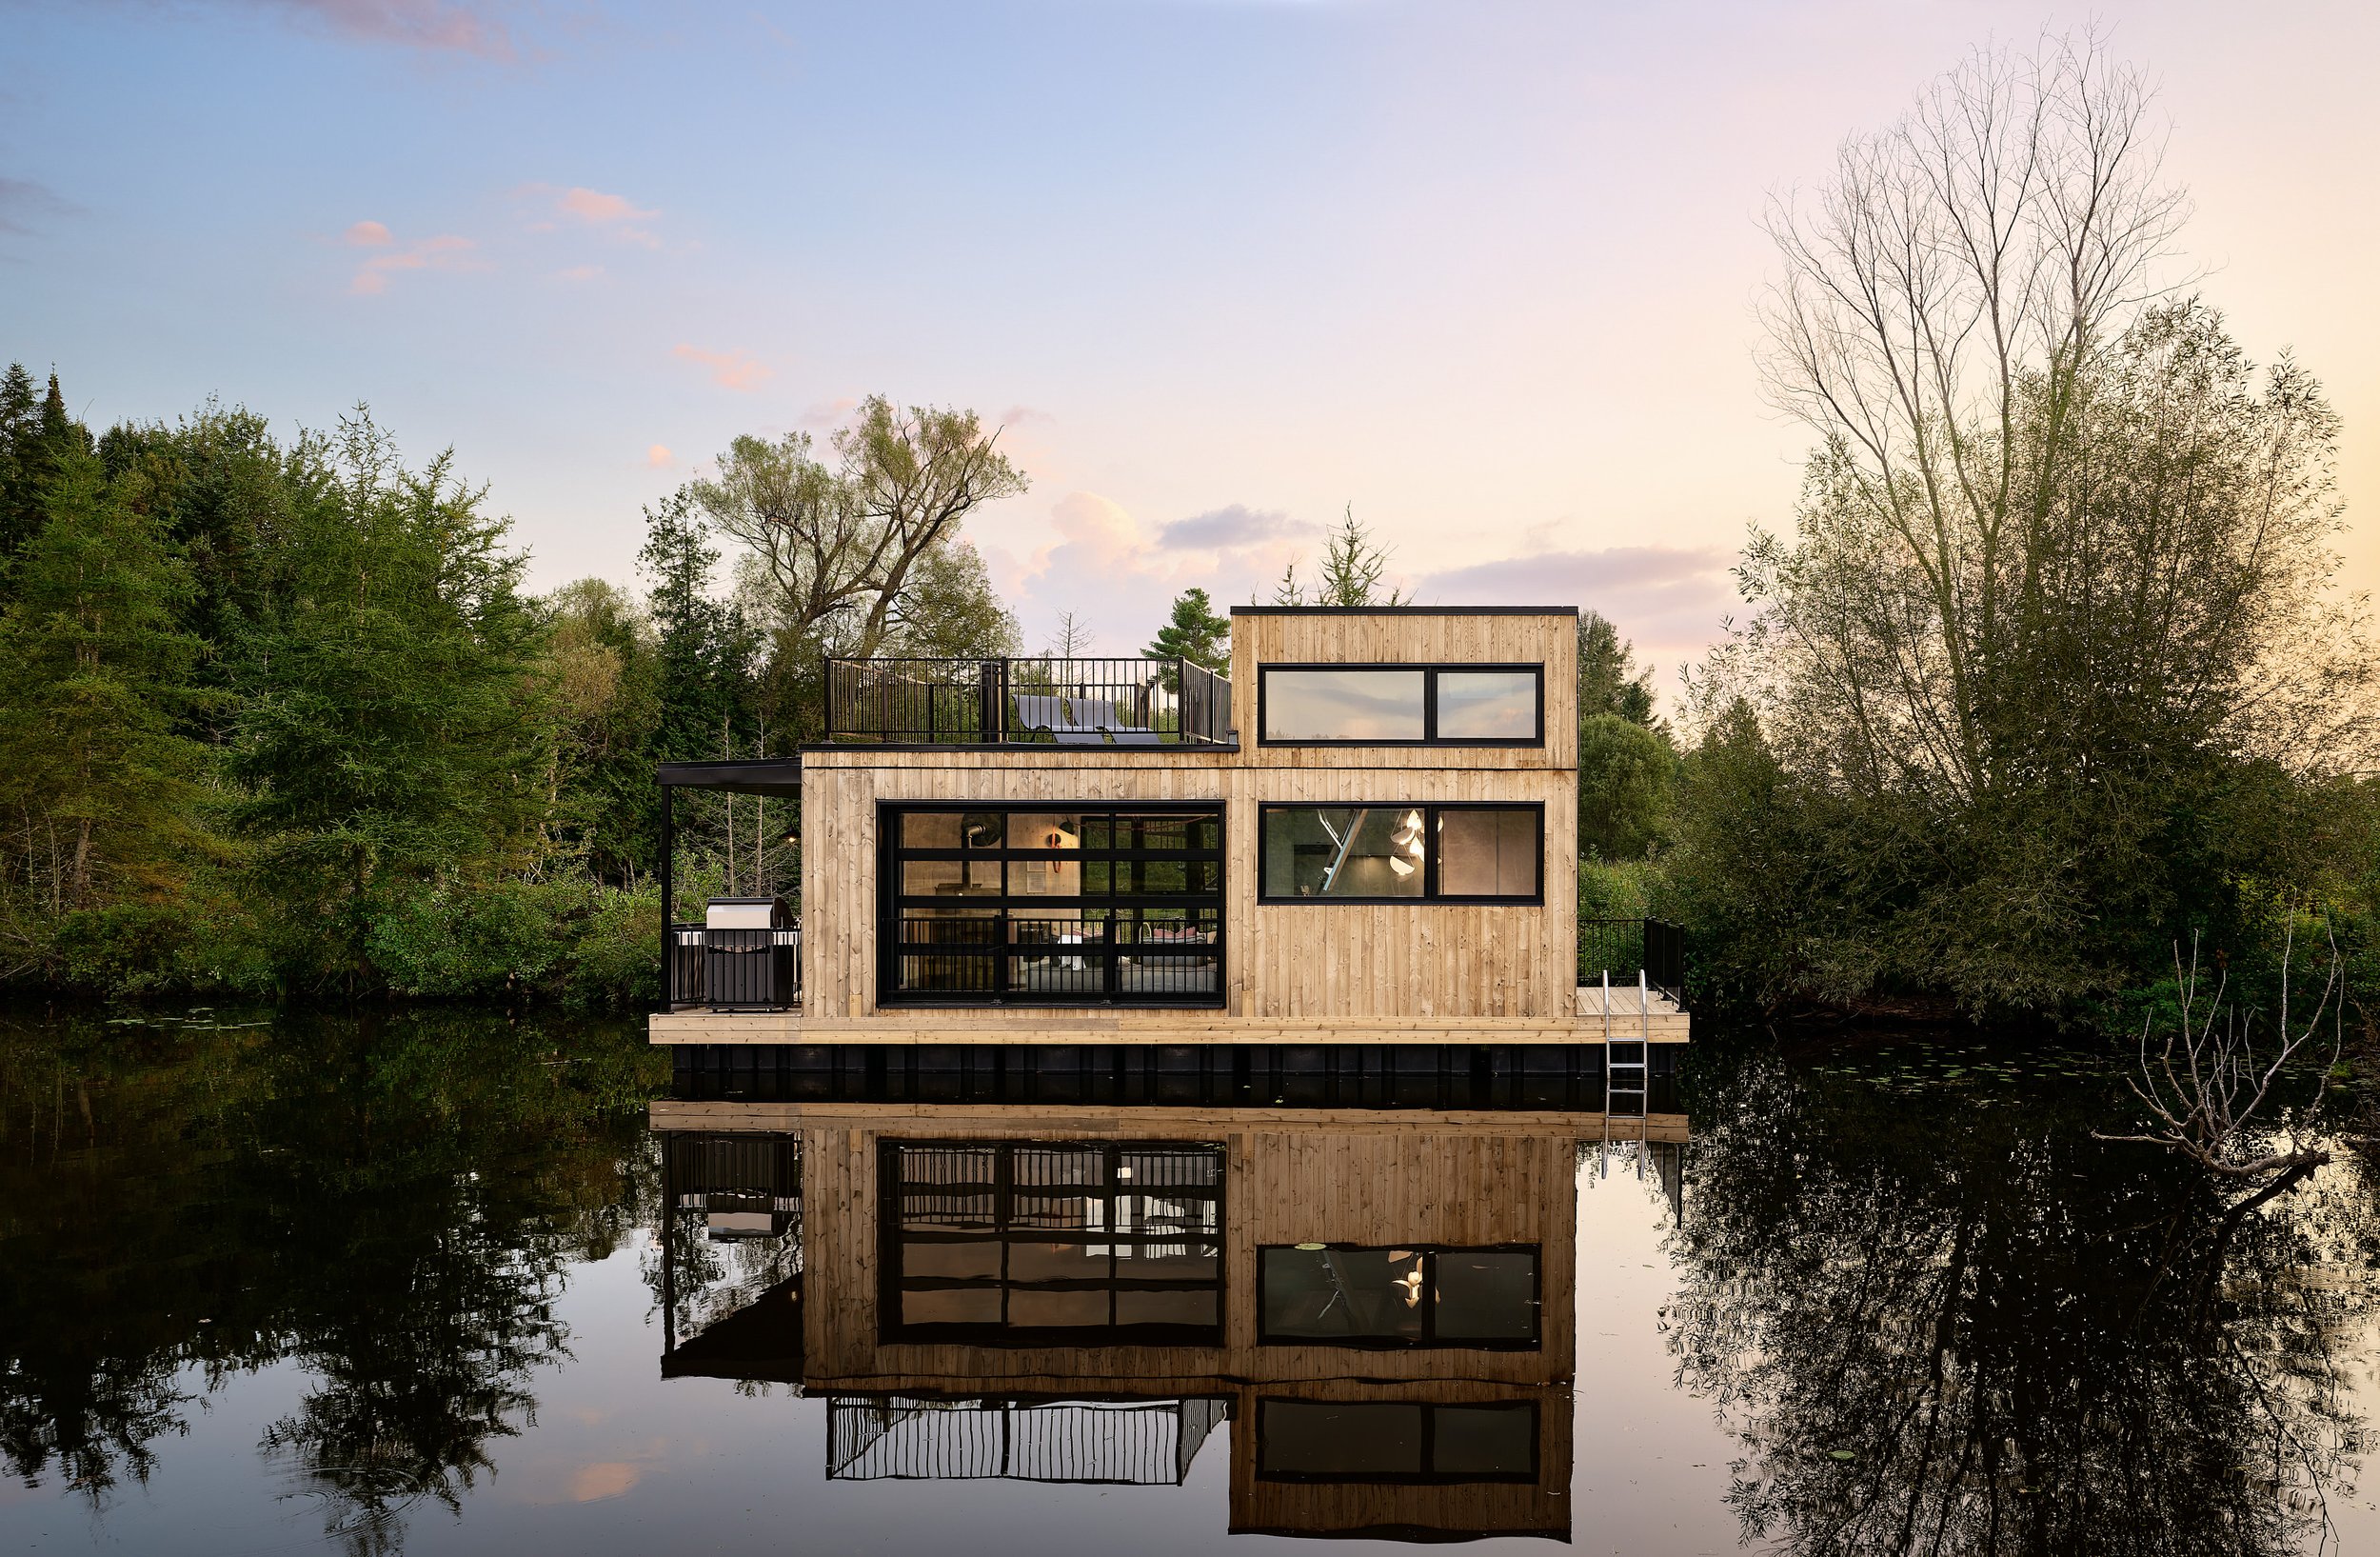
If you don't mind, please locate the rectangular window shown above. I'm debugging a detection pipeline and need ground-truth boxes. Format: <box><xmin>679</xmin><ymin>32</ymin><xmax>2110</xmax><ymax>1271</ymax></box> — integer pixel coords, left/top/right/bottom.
<box><xmin>1255</xmin><ymin>1399</ymin><xmax>1537</xmax><ymax>1483</ymax></box>
<box><xmin>1258</xmin><ymin>665</ymin><xmax>1543</xmax><ymax>745</ymax></box>
<box><xmin>1258</xmin><ymin>1245</ymin><xmax>1541</xmax><ymax>1348</ymax></box>
<box><xmin>1258</xmin><ymin>806</ymin><xmax>1541</xmax><ymax>904</ymax></box>
<box><xmin>882</xmin><ymin>1142</ymin><xmax>1224</xmax><ymax>1346</ymax></box>
<box><xmin>883</xmin><ymin>805</ymin><xmax>1224</xmax><ymax>1005</ymax></box>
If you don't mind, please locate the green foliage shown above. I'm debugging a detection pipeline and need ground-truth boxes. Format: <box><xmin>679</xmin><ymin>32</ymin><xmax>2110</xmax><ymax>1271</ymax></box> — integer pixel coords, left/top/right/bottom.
<box><xmin>0</xmin><ymin>367</ymin><xmax>1028</xmax><ymax>1007</ymax></box>
<box><xmin>1577</xmin><ymin>712</ymin><xmax>1676</xmax><ymax>861</ymax></box>
<box><xmin>1147</xmin><ymin>586</ymin><xmax>1230</xmax><ymax>689</ymax></box>
<box><xmin>1271</xmin><ymin>505</ymin><xmax>1407</xmax><ymax>606</ymax></box>
<box><xmin>0</xmin><ymin>438</ymin><xmax>213</xmax><ymax>934</ymax></box>
<box><xmin>1578</xmin><ymin>610</ymin><xmax>1656</xmax><ymax>726</ymax></box>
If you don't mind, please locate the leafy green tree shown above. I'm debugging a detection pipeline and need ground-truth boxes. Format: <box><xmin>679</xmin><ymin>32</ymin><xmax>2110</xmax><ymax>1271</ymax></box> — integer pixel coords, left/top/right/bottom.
<box><xmin>1687</xmin><ymin>35</ymin><xmax>2375</xmax><ymax>1018</ymax></box>
<box><xmin>1577</xmin><ymin>712</ymin><xmax>1676</xmax><ymax>861</ymax></box>
<box><xmin>542</xmin><ymin>577</ymin><xmax>663</xmax><ymax>886</ymax></box>
<box><xmin>228</xmin><ymin>412</ymin><xmax>551</xmax><ymax>987</ymax></box>
<box><xmin>0</xmin><ymin>444</ymin><xmax>210</xmax><ymax>918</ymax></box>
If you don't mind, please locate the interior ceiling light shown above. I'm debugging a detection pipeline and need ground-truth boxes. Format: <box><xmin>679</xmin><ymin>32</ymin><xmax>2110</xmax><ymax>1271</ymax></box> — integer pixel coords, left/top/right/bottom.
<box><xmin>1388</xmin><ymin>854</ymin><xmax>1417</xmax><ymax>878</ymax></box>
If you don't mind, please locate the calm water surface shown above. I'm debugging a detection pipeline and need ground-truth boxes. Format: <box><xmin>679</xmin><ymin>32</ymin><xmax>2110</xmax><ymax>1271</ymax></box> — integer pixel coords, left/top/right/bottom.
<box><xmin>4</xmin><ymin>1009</ymin><xmax>2376</xmax><ymax>1555</ymax></box>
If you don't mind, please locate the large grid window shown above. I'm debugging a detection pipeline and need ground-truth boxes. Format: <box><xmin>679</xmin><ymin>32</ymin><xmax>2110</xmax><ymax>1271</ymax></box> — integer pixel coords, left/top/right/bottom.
<box><xmin>1258</xmin><ymin>665</ymin><xmax>1543</xmax><ymax>745</ymax></box>
<box><xmin>883</xmin><ymin>805</ymin><xmax>1224</xmax><ymax>1005</ymax></box>
<box><xmin>1255</xmin><ymin>1399</ymin><xmax>1538</xmax><ymax>1483</ymax></box>
<box><xmin>881</xmin><ymin>1142</ymin><xmax>1225</xmax><ymax>1345</ymax></box>
<box><xmin>1259</xmin><ymin>1244</ymin><xmax>1541</xmax><ymax>1348</ymax></box>
<box><xmin>1259</xmin><ymin>805</ymin><xmax>1541</xmax><ymax>904</ymax></box>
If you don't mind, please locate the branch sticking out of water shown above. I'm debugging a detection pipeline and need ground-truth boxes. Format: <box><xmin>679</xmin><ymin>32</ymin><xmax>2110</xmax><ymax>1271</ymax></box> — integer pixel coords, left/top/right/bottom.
<box><xmin>2093</xmin><ymin>923</ymin><xmax>2341</xmax><ymax>1181</ymax></box>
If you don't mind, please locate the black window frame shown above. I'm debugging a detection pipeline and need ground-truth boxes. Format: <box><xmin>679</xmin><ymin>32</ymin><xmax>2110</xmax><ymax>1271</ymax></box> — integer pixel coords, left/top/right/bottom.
<box><xmin>1255</xmin><ymin>1242</ymin><xmax>1543</xmax><ymax>1349</ymax></box>
<box><xmin>1253</xmin><ymin>1397</ymin><xmax>1541</xmax><ymax>1484</ymax></box>
<box><xmin>1256</xmin><ymin>663</ymin><xmax>1545</xmax><ymax>747</ymax></box>
<box><xmin>1257</xmin><ymin>803</ymin><xmax>1544</xmax><ymax>906</ymax></box>
<box><xmin>878</xmin><ymin>1139</ymin><xmax>1227</xmax><ymax>1347</ymax></box>
<box><xmin>878</xmin><ymin>801</ymin><xmax>1226</xmax><ymax>1008</ymax></box>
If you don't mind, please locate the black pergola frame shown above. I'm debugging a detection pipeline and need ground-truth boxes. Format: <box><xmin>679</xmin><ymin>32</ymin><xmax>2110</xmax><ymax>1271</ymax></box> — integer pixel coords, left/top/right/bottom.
<box><xmin>656</xmin><ymin>759</ymin><xmax>804</xmax><ymax>1006</ymax></box>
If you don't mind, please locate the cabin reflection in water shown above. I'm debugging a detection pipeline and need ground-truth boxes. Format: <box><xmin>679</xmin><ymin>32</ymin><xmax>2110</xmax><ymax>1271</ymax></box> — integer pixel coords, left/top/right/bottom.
<box><xmin>654</xmin><ymin>1096</ymin><xmax>1689</xmax><ymax>1543</ymax></box>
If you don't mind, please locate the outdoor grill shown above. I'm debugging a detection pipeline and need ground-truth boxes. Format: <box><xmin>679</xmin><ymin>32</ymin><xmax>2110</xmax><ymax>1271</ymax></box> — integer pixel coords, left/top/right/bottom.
<box><xmin>704</xmin><ymin>896</ymin><xmax>799</xmax><ymax>1010</ymax></box>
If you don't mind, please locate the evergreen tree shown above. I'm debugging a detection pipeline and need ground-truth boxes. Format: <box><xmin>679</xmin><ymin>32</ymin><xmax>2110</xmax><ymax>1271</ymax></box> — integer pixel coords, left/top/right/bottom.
<box><xmin>1269</xmin><ymin>506</ymin><xmax>1408</xmax><ymax>607</ymax></box>
<box><xmin>1578</xmin><ymin>611</ymin><xmax>1657</xmax><ymax>726</ymax></box>
<box><xmin>639</xmin><ymin>491</ymin><xmax>756</xmax><ymax>761</ymax></box>
<box><xmin>0</xmin><ymin>364</ymin><xmax>39</xmax><ymax>560</ymax></box>
<box><xmin>0</xmin><ymin>444</ymin><xmax>209</xmax><ymax>914</ymax></box>
<box><xmin>1146</xmin><ymin>587</ymin><xmax>1230</xmax><ymax>689</ymax></box>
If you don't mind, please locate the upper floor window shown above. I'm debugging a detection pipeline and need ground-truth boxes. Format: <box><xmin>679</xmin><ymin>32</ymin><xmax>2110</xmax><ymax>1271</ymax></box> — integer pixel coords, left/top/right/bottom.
<box><xmin>1259</xmin><ymin>805</ymin><xmax>1542</xmax><ymax>904</ymax></box>
<box><xmin>1258</xmin><ymin>665</ymin><xmax>1543</xmax><ymax>745</ymax></box>
<box><xmin>1258</xmin><ymin>1244</ymin><xmax>1541</xmax><ymax>1348</ymax></box>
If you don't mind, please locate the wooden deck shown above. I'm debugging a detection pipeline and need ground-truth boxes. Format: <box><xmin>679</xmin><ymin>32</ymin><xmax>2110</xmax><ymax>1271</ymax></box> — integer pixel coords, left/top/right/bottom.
<box><xmin>651</xmin><ymin>992</ymin><xmax>1688</xmax><ymax>1046</ymax></box>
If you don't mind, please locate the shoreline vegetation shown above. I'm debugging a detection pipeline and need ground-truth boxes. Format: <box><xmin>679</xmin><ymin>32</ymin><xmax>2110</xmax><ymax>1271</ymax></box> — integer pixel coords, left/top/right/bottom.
<box><xmin>3</xmin><ymin>36</ymin><xmax>2375</xmax><ymax>1044</ymax></box>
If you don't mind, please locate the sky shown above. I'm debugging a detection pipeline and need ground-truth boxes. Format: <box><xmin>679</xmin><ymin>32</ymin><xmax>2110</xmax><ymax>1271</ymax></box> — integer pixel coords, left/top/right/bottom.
<box><xmin>8</xmin><ymin>1</ymin><xmax>2378</xmax><ymax>709</ymax></box>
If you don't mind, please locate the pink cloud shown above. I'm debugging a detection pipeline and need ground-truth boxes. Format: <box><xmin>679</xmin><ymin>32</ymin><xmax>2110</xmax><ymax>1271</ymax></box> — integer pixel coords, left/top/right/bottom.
<box><xmin>262</xmin><ymin>1</ymin><xmax>518</xmax><ymax>61</ymax></box>
<box><xmin>343</xmin><ymin>219</ymin><xmax>392</xmax><ymax>248</ymax></box>
<box><xmin>799</xmin><ymin>396</ymin><xmax>860</xmax><ymax>428</ymax></box>
<box><xmin>556</xmin><ymin>264</ymin><xmax>603</xmax><ymax>281</ymax></box>
<box><xmin>645</xmin><ymin>444</ymin><xmax>672</xmax><ymax>468</ymax></box>
<box><xmin>349</xmin><ymin>230</ymin><xmax>482</xmax><ymax>294</ymax></box>
<box><xmin>672</xmin><ymin>345</ymin><xmax>774</xmax><ymax>392</ymax></box>
<box><xmin>557</xmin><ymin>187</ymin><xmax>655</xmax><ymax>224</ymax></box>
<box><xmin>518</xmin><ymin>184</ymin><xmax>660</xmax><ymax>248</ymax></box>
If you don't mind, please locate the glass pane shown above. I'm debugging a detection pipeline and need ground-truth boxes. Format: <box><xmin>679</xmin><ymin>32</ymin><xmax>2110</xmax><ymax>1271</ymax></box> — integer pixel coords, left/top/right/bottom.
<box><xmin>1008</xmin><ymin>813</ymin><xmax>1085</xmax><ymax>851</ymax></box>
<box><xmin>1007</xmin><ymin>1288</ymin><xmax>1110</xmax><ymax>1328</ymax></box>
<box><xmin>896</xmin><ymin>952</ymin><xmax>997</xmax><ymax>993</ymax></box>
<box><xmin>902</xmin><ymin>1288</ymin><xmax>1001</xmax><ymax>1326</ymax></box>
<box><xmin>1260</xmin><ymin>1248</ymin><xmax>1427</xmax><ymax>1341</ymax></box>
<box><xmin>901</xmin><ymin>858</ymin><xmax>1001</xmax><ymax>898</ymax></box>
<box><xmin>1259</xmin><ymin>1401</ymin><xmax>1424</xmax><ymax>1475</ymax></box>
<box><xmin>901</xmin><ymin>810</ymin><xmax>962</xmax><ymax>848</ymax></box>
<box><xmin>1006</xmin><ymin>858</ymin><xmax>1084</xmax><ymax>898</ymax></box>
<box><xmin>1116</xmin><ymin>1288</ymin><xmax>1219</xmax><ymax>1327</ymax></box>
<box><xmin>1009</xmin><ymin>1240</ymin><xmax>1113</xmax><ymax>1281</ymax></box>
<box><xmin>1432</xmin><ymin>1249</ymin><xmax>1539</xmax><ymax>1340</ymax></box>
<box><xmin>1263</xmin><ymin>669</ymin><xmax>1426</xmax><ymax>741</ymax></box>
<box><xmin>902</xmin><ymin>1239</ymin><xmax>1002</xmax><ymax>1279</ymax></box>
<box><xmin>1431</xmin><ymin>1405</ymin><xmax>1537</xmax><ymax>1476</ymax></box>
<box><xmin>1436</xmin><ymin>809</ymin><xmax>1538</xmax><ymax>898</ymax></box>
<box><xmin>1261</xmin><ymin>808</ymin><xmax>1425</xmax><ymax>900</ymax></box>
<box><xmin>1435</xmin><ymin>670</ymin><xmax>1539</xmax><ymax>740</ymax></box>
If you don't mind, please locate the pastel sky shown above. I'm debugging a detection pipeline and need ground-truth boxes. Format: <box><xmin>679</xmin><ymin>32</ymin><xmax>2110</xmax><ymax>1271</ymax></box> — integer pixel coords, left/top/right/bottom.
<box><xmin>9</xmin><ymin>1</ymin><xmax>2376</xmax><ymax>706</ymax></box>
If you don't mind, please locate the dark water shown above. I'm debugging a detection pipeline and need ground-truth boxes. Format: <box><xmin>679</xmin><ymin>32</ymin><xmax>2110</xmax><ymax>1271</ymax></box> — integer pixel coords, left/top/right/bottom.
<box><xmin>3</xmin><ymin>1009</ymin><xmax>2375</xmax><ymax>1555</ymax></box>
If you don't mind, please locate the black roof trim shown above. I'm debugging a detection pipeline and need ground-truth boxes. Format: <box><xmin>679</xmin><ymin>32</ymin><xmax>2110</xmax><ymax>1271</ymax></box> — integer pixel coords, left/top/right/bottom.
<box><xmin>1228</xmin><ymin>605</ymin><xmax>1579</xmax><ymax>617</ymax></box>
<box><xmin>656</xmin><ymin>758</ymin><xmax>804</xmax><ymax>795</ymax></box>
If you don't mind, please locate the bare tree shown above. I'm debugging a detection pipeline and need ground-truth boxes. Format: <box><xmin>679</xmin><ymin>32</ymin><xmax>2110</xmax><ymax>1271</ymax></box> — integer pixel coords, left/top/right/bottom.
<box><xmin>2098</xmin><ymin>926</ymin><xmax>2343</xmax><ymax>1185</ymax></box>
<box><xmin>1046</xmin><ymin>609</ymin><xmax>1094</xmax><ymax>658</ymax></box>
<box><xmin>688</xmin><ymin>396</ymin><xmax>1027</xmax><ymax>660</ymax></box>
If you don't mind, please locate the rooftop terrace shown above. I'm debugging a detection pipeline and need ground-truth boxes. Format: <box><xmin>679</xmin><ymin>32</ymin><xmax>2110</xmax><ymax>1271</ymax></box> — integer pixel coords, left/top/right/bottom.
<box><xmin>825</xmin><ymin>655</ymin><xmax>1232</xmax><ymax>746</ymax></box>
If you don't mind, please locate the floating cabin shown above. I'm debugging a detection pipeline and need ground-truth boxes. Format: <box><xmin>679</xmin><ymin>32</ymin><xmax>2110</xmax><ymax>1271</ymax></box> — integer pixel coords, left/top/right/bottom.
<box><xmin>653</xmin><ymin>606</ymin><xmax>1688</xmax><ymax>1057</ymax></box>
<box><xmin>651</xmin><ymin>1102</ymin><xmax>1688</xmax><ymax>1543</ymax></box>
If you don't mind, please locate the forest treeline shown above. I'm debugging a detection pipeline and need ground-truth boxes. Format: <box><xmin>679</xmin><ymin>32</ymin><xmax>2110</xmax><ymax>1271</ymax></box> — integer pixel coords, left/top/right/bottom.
<box><xmin>0</xmin><ymin>377</ymin><xmax>1042</xmax><ymax>1004</ymax></box>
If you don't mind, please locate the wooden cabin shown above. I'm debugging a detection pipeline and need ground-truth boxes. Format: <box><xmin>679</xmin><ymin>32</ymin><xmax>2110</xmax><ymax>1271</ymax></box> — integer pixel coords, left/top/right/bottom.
<box><xmin>650</xmin><ymin>1100</ymin><xmax>1689</xmax><ymax>1540</ymax></box>
<box><xmin>651</xmin><ymin>607</ymin><xmax>1687</xmax><ymax>1050</ymax></box>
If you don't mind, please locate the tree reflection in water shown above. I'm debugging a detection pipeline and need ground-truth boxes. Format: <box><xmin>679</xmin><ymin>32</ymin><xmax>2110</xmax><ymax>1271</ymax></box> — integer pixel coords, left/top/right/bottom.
<box><xmin>0</xmin><ymin>1007</ymin><xmax>665</xmax><ymax>1554</ymax></box>
<box><xmin>1668</xmin><ymin>1044</ymin><xmax>2377</xmax><ymax>1556</ymax></box>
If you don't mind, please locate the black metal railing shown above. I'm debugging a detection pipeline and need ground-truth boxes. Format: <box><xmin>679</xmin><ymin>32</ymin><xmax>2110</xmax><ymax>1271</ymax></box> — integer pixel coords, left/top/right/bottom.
<box><xmin>891</xmin><ymin>915</ymin><xmax>1223</xmax><ymax>1004</ymax></box>
<box><xmin>1578</xmin><ymin>916</ymin><xmax>1686</xmax><ymax>1006</ymax></box>
<box><xmin>670</xmin><ymin>922</ymin><xmax>803</xmax><ymax>1008</ymax></box>
<box><xmin>827</xmin><ymin>1396</ymin><xmax>1227</xmax><ymax>1485</ymax></box>
<box><xmin>826</xmin><ymin>656</ymin><xmax>1233</xmax><ymax>746</ymax></box>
